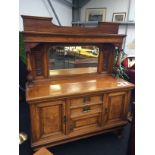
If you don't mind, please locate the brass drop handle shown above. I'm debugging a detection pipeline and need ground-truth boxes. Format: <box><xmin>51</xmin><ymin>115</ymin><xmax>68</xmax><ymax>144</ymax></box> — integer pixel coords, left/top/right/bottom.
<box><xmin>70</xmin><ymin>122</ymin><xmax>75</xmax><ymax>131</ymax></box>
<box><xmin>105</xmin><ymin>107</ymin><xmax>108</xmax><ymax>113</ymax></box>
<box><xmin>63</xmin><ymin>116</ymin><xmax>67</xmax><ymax>123</ymax></box>
<box><xmin>83</xmin><ymin>96</ymin><xmax>90</xmax><ymax>103</ymax></box>
<box><xmin>83</xmin><ymin>106</ymin><xmax>91</xmax><ymax>112</ymax></box>
<box><xmin>100</xmin><ymin>96</ymin><xmax>103</xmax><ymax>102</ymax></box>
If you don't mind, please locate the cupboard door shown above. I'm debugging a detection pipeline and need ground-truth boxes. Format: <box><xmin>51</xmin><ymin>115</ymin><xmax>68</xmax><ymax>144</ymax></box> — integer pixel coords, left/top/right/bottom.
<box><xmin>30</xmin><ymin>101</ymin><xmax>66</xmax><ymax>143</ymax></box>
<box><xmin>104</xmin><ymin>91</ymin><xmax>128</xmax><ymax>125</ymax></box>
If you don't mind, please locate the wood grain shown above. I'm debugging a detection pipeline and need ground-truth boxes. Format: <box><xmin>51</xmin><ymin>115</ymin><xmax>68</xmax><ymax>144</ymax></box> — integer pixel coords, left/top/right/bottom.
<box><xmin>22</xmin><ymin>15</ymin><xmax>119</xmax><ymax>34</ymax></box>
<box><xmin>26</xmin><ymin>75</ymin><xmax>134</xmax><ymax>103</ymax></box>
<box><xmin>49</xmin><ymin>67</ymin><xmax>97</xmax><ymax>77</ymax></box>
<box><xmin>33</xmin><ymin>147</ymin><xmax>53</xmax><ymax>155</ymax></box>
<box><xmin>22</xmin><ymin>15</ymin><xmax>134</xmax><ymax>150</ymax></box>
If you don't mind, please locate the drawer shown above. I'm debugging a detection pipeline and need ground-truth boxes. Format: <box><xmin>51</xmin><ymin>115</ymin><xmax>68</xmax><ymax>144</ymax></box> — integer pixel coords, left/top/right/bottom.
<box><xmin>70</xmin><ymin>95</ymin><xmax>103</xmax><ymax>108</ymax></box>
<box><xmin>73</xmin><ymin>116</ymin><xmax>99</xmax><ymax>128</ymax></box>
<box><xmin>70</xmin><ymin>113</ymin><xmax>102</xmax><ymax>132</ymax></box>
<box><xmin>76</xmin><ymin>117</ymin><xmax>97</xmax><ymax>127</ymax></box>
<box><xmin>71</xmin><ymin>104</ymin><xmax>101</xmax><ymax>118</ymax></box>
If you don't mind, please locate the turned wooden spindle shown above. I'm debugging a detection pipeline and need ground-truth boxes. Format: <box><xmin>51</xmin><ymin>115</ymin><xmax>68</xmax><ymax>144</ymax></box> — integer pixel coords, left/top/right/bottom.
<box><xmin>116</xmin><ymin>48</ymin><xmax>122</xmax><ymax>67</ymax></box>
<box><xmin>26</xmin><ymin>52</ymin><xmax>32</xmax><ymax>72</ymax></box>
<box><xmin>97</xmin><ymin>45</ymin><xmax>104</xmax><ymax>73</ymax></box>
<box><xmin>25</xmin><ymin>45</ymin><xmax>33</xmax><ymax>83</ymax></box>
<box><xmin>112</xmin><ymin>47</ymin><xmax>122</xmax><ymax>77</ymax></box>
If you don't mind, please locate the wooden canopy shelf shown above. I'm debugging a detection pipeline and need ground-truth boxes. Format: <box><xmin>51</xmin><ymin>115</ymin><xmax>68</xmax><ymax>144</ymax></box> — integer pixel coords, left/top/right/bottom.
<box><xmin>72</xmin><ymin>21</ymin><xmax>135</xmax><ymax>27</ymax></box>
<box><xmin>22</xmin><ymin>15</ymin><xmax>126</xmax><ymax>82</ymax></box>
<box><xmin>22</xmin><ymin>15</ymin><xmax>125</xmax><ymax>44</ymax></box>
<box><xmin>22</xmin><ymin>15</ymin><xmax>134</xmax><ymax>150</ymax></box>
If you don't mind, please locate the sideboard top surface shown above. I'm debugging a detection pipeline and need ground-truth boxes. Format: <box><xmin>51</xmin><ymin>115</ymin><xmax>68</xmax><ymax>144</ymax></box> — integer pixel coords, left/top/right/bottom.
<box><xmin>26</xmin><ymin>75</ymin><xmax>134</xmax><ymax>103</ymax></box>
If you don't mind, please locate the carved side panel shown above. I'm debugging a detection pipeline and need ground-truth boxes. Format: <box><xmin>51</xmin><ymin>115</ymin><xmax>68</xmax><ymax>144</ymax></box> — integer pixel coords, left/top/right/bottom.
<box><xmin>35</xmin><ymin>51</ymin><xmax>44</xmax><ymax>76</ymax></box>
<box><xmin>103</xmin><ymin>50</ymin><xmax>109</xmax><ymax>71</ymax></box>
<box><xmin>32</xmin><ymin>51</ymin><xmax>44</xmax><ymax>79</ymax></box>
<box><xmin>30</xmin><ymin>44</ymin><xmax>49</xmax><ymax>80</ymax></box>
<box><xmin>97</xmin><ymin>44</ymin><xmax>115</xmax><ymax>73</ymax></box>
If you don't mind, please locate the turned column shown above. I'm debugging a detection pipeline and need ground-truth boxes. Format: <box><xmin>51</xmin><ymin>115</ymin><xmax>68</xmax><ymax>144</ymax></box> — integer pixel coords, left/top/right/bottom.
<box><xmin>25</xmin><ymin>44</ymin><xmax>33</xmax><ymax>83</ymax></box>
<box><xmin>97</xmin><ymin>45</ymin><xmax>104</xmax><ymax>73</ymax></box>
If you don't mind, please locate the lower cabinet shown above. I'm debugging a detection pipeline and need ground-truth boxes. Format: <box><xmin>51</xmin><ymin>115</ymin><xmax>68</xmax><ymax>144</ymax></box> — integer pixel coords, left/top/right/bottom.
<box><xmin>30</xmin><ymin>101</ymin><xmax>66</xmax><ymax>145</ymax></box>
<box><xmin>104</xmin><ymin>91</ymin><xmax>129</xmax><ymax>126</ymax></box>
<box><xmin>29</xmin><ymin>90</ymin><xmax>130</xmax><ymax>148</ymax></box>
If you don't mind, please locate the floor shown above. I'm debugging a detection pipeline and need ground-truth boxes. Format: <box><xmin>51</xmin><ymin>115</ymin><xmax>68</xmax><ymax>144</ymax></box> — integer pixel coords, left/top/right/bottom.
<box><xmin>19</xmin><ymin>101</ymin><xmax>131</xmax><ymax>155</ymax></box>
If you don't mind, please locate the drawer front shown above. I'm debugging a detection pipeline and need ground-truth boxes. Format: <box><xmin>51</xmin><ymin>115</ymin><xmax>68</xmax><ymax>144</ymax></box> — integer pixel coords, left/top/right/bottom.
<box><xmin>70</xmin><ymin>114</ymin><xmax>102</xmax><ymax>134</ymax></box>
<box><xmin>70</xmin><ymin>104</ymin><xmax>101</xmax><ymax>117</ymax></box>
<box><xmin>70</xmin><ymin>95</ymin><xmax>103</xmax><ymax>107</ymax></box>
<box><xmin>76</xmin><ymin>116</ymin><xmax>98</xmax><ymax>127</ymax></box>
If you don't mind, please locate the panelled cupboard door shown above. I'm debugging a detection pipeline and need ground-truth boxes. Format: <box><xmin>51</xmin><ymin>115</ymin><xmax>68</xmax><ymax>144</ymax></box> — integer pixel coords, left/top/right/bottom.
<box><xmin>104</xmin><ymin>91</ymin><xmax>129</xmax><ymax>125</ymax></box>
<box><xmin>30</xmin><ymin>100</ymin><xmax>66</xmax><ymax>143</ymax></box>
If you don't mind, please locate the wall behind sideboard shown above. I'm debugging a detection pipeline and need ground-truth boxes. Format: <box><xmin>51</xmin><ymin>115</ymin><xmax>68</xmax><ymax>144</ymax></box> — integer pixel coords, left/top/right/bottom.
<box><xmin>80</xmin><ymin>0</ymin><xmax>135</xmax><ymax>56</ymax></box>
<box><xmin>19</xmin><ymin>0</ymin><xmax>135</xmax><ymax>56</ymax></box>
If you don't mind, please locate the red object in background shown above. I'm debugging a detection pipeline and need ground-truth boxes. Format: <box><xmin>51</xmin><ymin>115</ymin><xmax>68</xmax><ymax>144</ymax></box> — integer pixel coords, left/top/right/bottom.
<box><xmin>126</xmin><ymin>65</ymin><xmax>135</xmax><ymax>84</ymax></box>
<box><xmin>122</xmin><ymin>57</ymin><xmax>135</xmax><ymax>84</ymax></box>
<box><xmin>123</xmin><ymin>57</ymin><xmax>129</xmax><ymax>68</ymax></box>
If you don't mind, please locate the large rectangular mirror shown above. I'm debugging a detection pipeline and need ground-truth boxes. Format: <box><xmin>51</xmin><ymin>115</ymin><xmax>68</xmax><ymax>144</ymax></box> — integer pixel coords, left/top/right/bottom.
<box><xmin>48</xmin><ymin>45</ymin><xmax>99</xmax><ymax>76</ymax></box>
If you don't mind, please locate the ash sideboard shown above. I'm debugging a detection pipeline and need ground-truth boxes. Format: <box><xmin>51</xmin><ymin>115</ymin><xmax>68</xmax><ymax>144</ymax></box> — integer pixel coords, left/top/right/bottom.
<box><xmin>22</xmin><ymin>15</ymin><xmax>134</xmax><ymax>149</ymax></box>
<box><xmin>27</xmin><ymin>75</ymin><xmax>134</xmax><ymax>149</ymax></box>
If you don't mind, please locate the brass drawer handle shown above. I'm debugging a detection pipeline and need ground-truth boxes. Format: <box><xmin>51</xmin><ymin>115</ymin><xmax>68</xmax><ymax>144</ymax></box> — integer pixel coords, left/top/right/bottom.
<box><xmin>70</xmin><ymin>122</ymin><xmax>75</xmax><ymax>131</ymax></box>
<box><xmin>83</xmin><ymin>106</ymin><xmax>91</xmax><ymax>112</ymax></box>
<box><xmin>105</xmin><ymin>108</ymin><xmax>108</xmax><ymax>113</ymax></box>
<box><xmin>100</xmin><ymin>96</ymin><xmax>103</xmax><ymax>102</ymax></box>
<box><xmin>83</xmin><ymin>96</ymin><xmax>90</xmax><ymax>103</ymax></box>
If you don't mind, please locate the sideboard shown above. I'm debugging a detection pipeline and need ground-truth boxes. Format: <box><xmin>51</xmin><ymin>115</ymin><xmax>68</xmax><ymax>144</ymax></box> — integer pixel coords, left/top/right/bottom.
<box><xmin>22</xmin><ymin>15</ymin><xmax>134</xmax><ymax>150</ymax></box>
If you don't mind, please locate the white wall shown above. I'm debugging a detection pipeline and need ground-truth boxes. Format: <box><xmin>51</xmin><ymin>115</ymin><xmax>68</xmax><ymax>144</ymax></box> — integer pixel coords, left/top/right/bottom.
<box><xmin>81</xmin><ymin>0</ymin><xmax>135</xmax><ymax>56</ymax></box>
<box><xmin>81</xmin><ymin>0</ymin><xmax>126</xmax><ymax>22</ymax></box>
<box><xmin>19</xmin><ymin>0</ymin><xmax>135</xmax><ymax>56</ymax></box>
<box><xmin>19</xmin><ymin>0</ymin><xmax>72</xmax><ymax>31</ymax></box>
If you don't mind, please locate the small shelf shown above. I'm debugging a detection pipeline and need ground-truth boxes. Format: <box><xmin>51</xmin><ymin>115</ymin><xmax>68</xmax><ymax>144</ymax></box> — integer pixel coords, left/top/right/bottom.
<box><xmin>72</xmin><ymin>21</ymin><xmax>135</xmax><ymax>27</ymax></box>
<box><xmin>114</xmin><ymin>21</ymin><xmax>135</xmax><ymax>25</ymax></box>
<box><xmin>72</xmin><ymin>21</ymin><xmax>98</xmax><ymax>27</ymax></box>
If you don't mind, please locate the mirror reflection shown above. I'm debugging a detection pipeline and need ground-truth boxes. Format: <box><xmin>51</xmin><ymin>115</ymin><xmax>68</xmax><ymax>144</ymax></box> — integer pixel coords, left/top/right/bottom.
<box><xmin>48</xmin><ymin>46</ymin><xmax>99</xmax><ymax>76</ymax></box>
